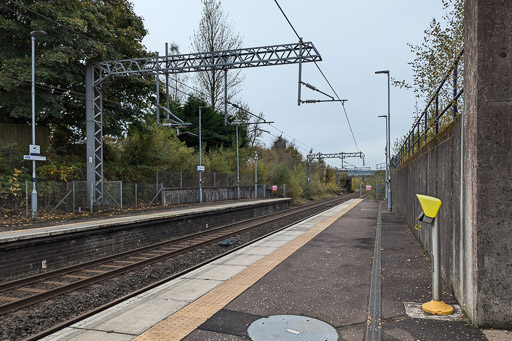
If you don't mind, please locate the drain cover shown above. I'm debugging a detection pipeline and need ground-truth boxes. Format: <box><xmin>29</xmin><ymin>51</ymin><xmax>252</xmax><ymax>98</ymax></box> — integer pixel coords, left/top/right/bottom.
<box><xmin>248</xmin><ymin>315</ymin><xmax>338</xmax><ymax>340</ymax></box>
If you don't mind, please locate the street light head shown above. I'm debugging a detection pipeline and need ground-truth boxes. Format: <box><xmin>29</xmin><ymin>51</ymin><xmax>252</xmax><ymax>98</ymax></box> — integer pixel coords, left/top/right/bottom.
<box><xmin>30</xmin><ymin>30</ymin><xmax>48</xmax><ymax>38</ymax></box>
<box><xmin>378</xmin><ymin>115</ymin><xmax>387</xmax><ymax>118</ymax></box>
<box><xmin>375</xmin><ymin>70</ymin><xmax>390</xmax><ymax>75</ymax></box>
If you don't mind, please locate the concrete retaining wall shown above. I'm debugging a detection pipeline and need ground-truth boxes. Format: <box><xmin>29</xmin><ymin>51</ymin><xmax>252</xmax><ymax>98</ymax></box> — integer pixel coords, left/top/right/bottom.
<box><xmin>391</xmin><ymin>118</ymin><xmax>466</xmax><ymax>314</ymax></box>
<box><xmin>392</xmin><ymin>1</ymin><xmax>512</xmax><ymax>327</ymax></box>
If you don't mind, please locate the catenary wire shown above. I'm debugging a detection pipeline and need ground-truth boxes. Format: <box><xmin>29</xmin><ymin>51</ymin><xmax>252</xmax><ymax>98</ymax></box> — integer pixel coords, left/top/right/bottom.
<box><xmin>273</xmin><ymin>0</ymin><xmax>361</xmax><ymax>153</ymax></box>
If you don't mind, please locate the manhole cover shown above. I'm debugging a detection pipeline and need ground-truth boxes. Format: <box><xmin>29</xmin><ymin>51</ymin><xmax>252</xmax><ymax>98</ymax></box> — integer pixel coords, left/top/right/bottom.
<box><xmin>248</xmin><ymin>315</ymin><xmax>338</xmax><ymax>340</ymax></box>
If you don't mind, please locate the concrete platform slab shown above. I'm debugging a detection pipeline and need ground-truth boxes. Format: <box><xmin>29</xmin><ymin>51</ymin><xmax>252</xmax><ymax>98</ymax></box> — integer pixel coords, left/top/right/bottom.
<box><xmin>238</xmin><ymin>245</ymin><xmax>279</xmax><ymax>256</ymax></box>
<box><xmin>189</xmin><ymin>264</ymin><xmax>247</xmax><ymax>281</ymax></box>
<box><xmin>153</xmin><ymin>278</ymin><xmax>223</xmax><ymax>301</ymax></box>
<box><xmin>45</xmin><ymin>328</ymin><xmax>135</xmax><ymax>341</ymax></box>
<box><xmin>213</xmin><ymin>254</ymin><xmax>265</xmax><ymax>266</ymax></box>
<box><xmin>88</xmin><ymin>298</ymin><xmax>188</xmax><ymax>335</ymax></box>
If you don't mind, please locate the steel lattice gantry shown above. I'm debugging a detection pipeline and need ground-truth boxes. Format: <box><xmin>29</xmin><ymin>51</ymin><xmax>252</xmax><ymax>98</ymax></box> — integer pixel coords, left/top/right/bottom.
<box><xmin>306</xmin><ymin>152</ymin><xmax>365</xmax><ymax>199</ymax></box>
<box><xmin>86</xmin><ymin>41</ymin><xmax>322</xmax><ymax>203</ymax></box>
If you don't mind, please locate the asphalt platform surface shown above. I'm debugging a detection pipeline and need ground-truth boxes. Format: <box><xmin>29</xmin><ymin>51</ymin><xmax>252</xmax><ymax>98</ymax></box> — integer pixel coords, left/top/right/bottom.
<box><xmin>182</xmin><ymin>199</ymin><xmax>504</xmax><ymax>341</ymax></box>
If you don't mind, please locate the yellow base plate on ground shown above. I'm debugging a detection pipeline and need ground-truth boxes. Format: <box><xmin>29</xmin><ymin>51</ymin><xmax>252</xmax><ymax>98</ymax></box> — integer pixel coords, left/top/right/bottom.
<box><xmin>422</xmin><ymin>300</ymin><xmax>454</xmax><ymax>315</ymax></box>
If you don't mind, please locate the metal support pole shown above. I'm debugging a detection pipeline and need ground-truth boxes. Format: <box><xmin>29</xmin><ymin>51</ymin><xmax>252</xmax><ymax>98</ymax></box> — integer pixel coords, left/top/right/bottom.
<box><xmin>120</xmin><ymin>182</ymin><xmax>123</xmax><ymax>211</ymax></box>
<box><xmin>224</xmin><ymin>69</ymin><xmax>228</xmax><ymax>125</ymax></box>
<box><xmin>89</xmin><ymin>181</ymin><xmax>94</xmax><ymax>214</ymax></box>
<box><xmin>298</xmin><ymin>38</ymin><xmax>303</xmax><ymax>106</ymax></box>
<box><xmin>254</xmin><ymin>152</ymin><xmax>258</xmax><ymax>198</ymax></box>
<box><xmin>283</xmin><ymin>184</ymin><xmax>286</xmax><ymax>198</ymax></box>
<box><xmin>386</xmin><ymin>72</ymin><xmax>392</xmax><ymax>212</ymax></box>
<box><xmin>156</xmin><ymin>73</ymin><xmax>160</xmax><ymax>125</ymax></box>
<box><xmin>453</xmin><ymin>60</ymin><xmax>458</xmax><ymax>118</ymax></box>
<box><xmin>236</xmin><ymin>125</ymin><xmax>240</xmax><ymax>200</ymax></box>
<box><xmin>135</xmin><ymin>183</ymin><xmax>138</xmax><ymax>208</ymax></box>
<box><xmin>424</xmin><ymin>111</ymin><xmax>428</xmax><ymax>143</ymax></box>
<box><xmin>306</xmin><ymin>158</ymin><xmax>312</xmax><ymax>199</ymax></box>
<box><xmin>376</xmin><ymin>70</ymin><xmax>391</xmax><ymax>211</ymax></box>
<box><xmin>199</xmin><ymin>107</ymin><xmax>203</xmax><ymax>203</ymax></box>
<box><xmin>180</xmin><ymin>170</ymin><xmax>183</xmax><ymax>188</ymax></box>
<box><xmin>360</xmin><ymin>183</ymin><xmax>362</xmax><ymax>198</ymax></box>
<box><xmin>435</xmin><ymin>96</ymin><xmax>439</xmax><ymax>135</ymax></box>
<box><xmin>165</xmin><ymin>42</ymin><xmax>170</xmax><ymax>122</ymax></box>
<box><xmin>25</xmin><ymin>181</ymin><xmax>29</xmax><ymax>218</ymax></box>
<box><xmin>31</xmin><ymin>35</ymin><xmax>37</xmax><ymax>219</ymax></box>
<box><xmin>214</xmin><ymin>172</ymin><xmax>216</xmax><ymax>187</ymax></box>
<box><xmin>432</xmin><ymin>217</ymin><xmax>441</xmax><ymax>301</ymax></box>
<box><xmin>72</xmin><ymin>181</ymin><xmax>76</xmax><ymax>212</ymax></box>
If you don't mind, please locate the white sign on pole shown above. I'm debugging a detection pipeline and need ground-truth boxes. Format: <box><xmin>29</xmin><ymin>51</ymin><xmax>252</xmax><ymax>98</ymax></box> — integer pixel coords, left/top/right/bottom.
<box><xmin>24</xmin><ymin>155</ymin><xmax>46</xmax><ymax>161</ymax></box>
<box><xmin>197</xmin><ymin>165</ymin><xmax>205</xmax><ymax>172</ymax></box>
<box><xmin>29</xmin><ymin>144</ymin><xmax>40</xmax><ymax>155</ymax></box>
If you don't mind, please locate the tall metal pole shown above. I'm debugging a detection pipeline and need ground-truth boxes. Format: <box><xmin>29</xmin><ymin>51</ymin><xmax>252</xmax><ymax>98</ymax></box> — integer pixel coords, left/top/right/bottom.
<box><xmin>298</xmin><ymin>38</ymin><xmax>303</xmax><ymax>106</ymax></box>
<box><xmin>30</xmin><ymin>31</ymin><xmax>47</xmax><ymax>219</ymax></box>
<box><xmin>199</xmin><ymin>107</ymin><xmax>203</xmax><ymax>203</ymax></box>
<box><xmin>376</xmin><ymin>70</ymin><xmax>392</xmax><ymax>212</ymax></box>
<box><xmin>165</xmin><ymin>42</ymin><xmax>170</xmax><ymax>122</ymax></box>
<box><xmin>156</xmin><ymin>73</ymin><xmax>160</xmax><ymax>125</ymax></box>
<box><xmin>31</xmin><ymin>34</ymin><xmax>37</xmax><ymax>219</ymax></box>
<box><xmin>387</xmin><ymin>71</ymin><xmax>392</xmax><ymax>212</ymax></box>
<box><xmin>432</xmin><ymin>217</ymin><xmax>441</xmax><ymax>301</ymax></box>
<box><xmin>254</xmin><ymin>152</ymin><xmax>258</xmax><ymax>198</ymax></box>
<box><xmin>224</xmin><ymin>69</ymin><xmax>228</xmax><ymax>125</ymax></box>
<box><xmin>378</xmin><ymin>115</ymin><xmax>388</xmax><ymax>202</ymax></box>
<box><xmin>236</xmin><ymin>124</ymin><xmax>240</xmax><ymax>200</ymax></box>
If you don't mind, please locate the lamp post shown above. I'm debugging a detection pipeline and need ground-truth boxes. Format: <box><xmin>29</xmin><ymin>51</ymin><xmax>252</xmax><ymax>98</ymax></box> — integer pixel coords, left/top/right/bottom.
<box><xmin>254</xmin><ymin>152</ymin><xmax>258</xmax><ymax>198</ymax></box>
<box><xmin>30</xmin><ymin>30</ymin><xmax>47</xmax><ymax>219</ymax></box>
<box><xmin>375</xmin><ymin>70</ymin><xmax>392</xmax><ymax>212</ymax></box>
<box><xmin>378</xmin><ymin>115</ymin><xmax>388</xmax><ymax>202</ymax></box>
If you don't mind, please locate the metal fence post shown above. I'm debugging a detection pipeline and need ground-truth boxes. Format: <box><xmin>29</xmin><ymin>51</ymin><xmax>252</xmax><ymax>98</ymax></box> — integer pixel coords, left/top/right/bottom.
<box><xmin>283</xmin><ymin>184</ymin><xmax>286</xmax><ymax>198</ymax></box>
<box><xmin>120</xmin><ymin>181</ymin><xmax>123</xmax><ymax>211</ymax></box>
<box><xmin>72</xmin><ymin>181</ymin><xmax>76</xmax><ymax>213</ymax></box>
<box><xmin>25</xmin><ymin>181</ymin><xmax>29</xmax><ymax>218</ymax></box>
<box><xmin>214</xmin><ymin>172</ymin><xmax>216</xmax><ymax>187</ymax></box>
<box><xmin>160</xmin><ymin>183</ymin><xmax>164</xmax><ymax>205</ymax></box>
<box><xmin>135</xmin><ymin>183</ymin><xmax>138</xmax><ymax>208</ymax></box>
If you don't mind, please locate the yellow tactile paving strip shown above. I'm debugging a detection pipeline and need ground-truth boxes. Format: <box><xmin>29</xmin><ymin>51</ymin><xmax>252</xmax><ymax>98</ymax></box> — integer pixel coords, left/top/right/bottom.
<box><xmin>135</xmin><ymin>199</ymin><xmax>363</xmax><ymax>341</ymax></box>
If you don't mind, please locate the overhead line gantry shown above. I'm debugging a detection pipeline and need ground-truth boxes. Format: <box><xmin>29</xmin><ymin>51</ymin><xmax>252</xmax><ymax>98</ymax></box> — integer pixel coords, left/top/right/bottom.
<box><xmin>306</xmin><ymin>152</ymin><xmax>365</xmax><ymax>199</ymax></box>
<box><xmin>86</xmin><ymin>41</ymin><xmax>321</xmax><ymax>203</ymax></box>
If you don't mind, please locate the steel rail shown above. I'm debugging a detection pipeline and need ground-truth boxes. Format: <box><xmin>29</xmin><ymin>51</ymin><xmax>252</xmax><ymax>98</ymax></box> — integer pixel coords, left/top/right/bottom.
<box><xmin>0</xmin><ymin>196</ymin><xmax>352</xmax><ymax>315</ymax></box>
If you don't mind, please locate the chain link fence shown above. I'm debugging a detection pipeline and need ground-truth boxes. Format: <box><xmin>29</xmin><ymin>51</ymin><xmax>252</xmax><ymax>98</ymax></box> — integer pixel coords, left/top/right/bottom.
<box><xmin>0</xmin><ymin>171</ymin><xmax>282</xmax><ymax>220</ymax></box>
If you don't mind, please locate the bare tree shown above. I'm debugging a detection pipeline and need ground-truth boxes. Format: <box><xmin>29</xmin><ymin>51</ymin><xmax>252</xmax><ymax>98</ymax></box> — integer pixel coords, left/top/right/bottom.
<box><xmin>191</xmin><ymin>0</ymin><xmax>244</xmax><ymax>112</ymax></box>
<box><xmin>167</xmin><ymin>43</ymin><xmax>188</xmax><ymax>104</ymax></box>
<box><xmin>233</xmin><ymin>101</ymin><xmax>266</xmax><ymax>154</ymax></box>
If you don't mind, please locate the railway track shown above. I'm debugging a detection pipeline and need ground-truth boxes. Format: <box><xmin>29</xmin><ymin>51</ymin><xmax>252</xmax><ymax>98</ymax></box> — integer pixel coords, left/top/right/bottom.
<box><xmin>0</xmin><ymin>194</ymin><xmax>358</xmax><ymax>340</ymax></box>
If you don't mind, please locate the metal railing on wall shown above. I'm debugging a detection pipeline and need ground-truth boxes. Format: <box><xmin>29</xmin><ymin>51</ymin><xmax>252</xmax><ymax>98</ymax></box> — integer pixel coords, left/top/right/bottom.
<box><xmin>395</xmin><ymin>49</ymin><xmax>464</xmax><ymax>168</ymax></box>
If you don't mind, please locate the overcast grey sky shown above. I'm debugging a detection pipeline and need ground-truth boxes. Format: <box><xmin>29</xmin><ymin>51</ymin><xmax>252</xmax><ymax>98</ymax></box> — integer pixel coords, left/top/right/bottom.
<box><xmin>129</xmin><ymin>0</ymin><xmax>447</xmax><ymax>169</ymax></box>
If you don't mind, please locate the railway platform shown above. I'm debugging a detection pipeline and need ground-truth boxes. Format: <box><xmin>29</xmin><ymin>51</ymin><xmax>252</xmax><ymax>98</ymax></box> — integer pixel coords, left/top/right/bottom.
<box><xmin>42</xmin><ymin>199</ymin><xmax>507</xmax><ymax>341</ymax></box>
<box><xmin>0</xmin><ymin>198</ymin><xmax>290</xmax><ymax>242</ymax></box>
<box><xmin>0</xmin><ymin>198</ymin><xmax>290</xmax><ymax>280</ymax></box>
